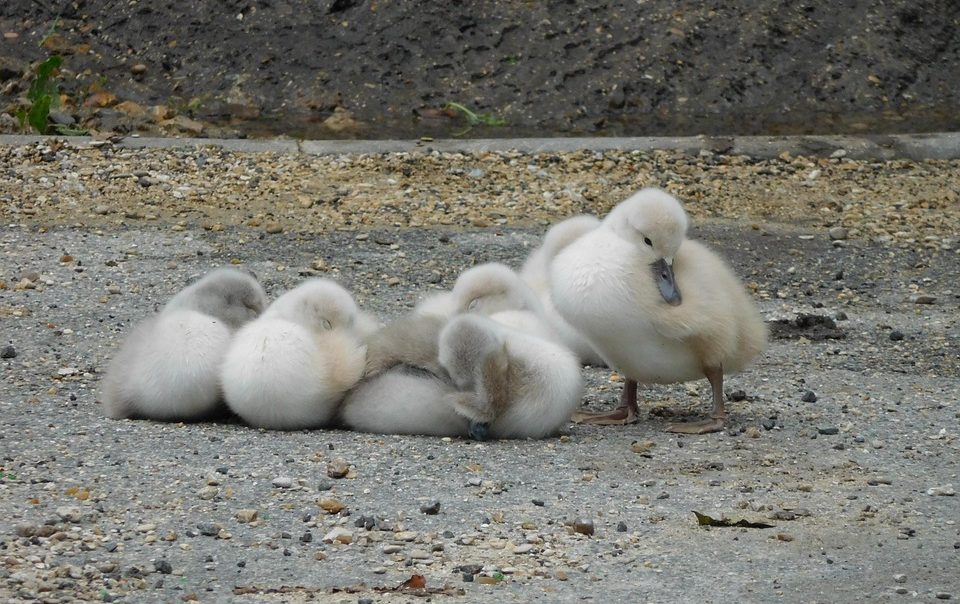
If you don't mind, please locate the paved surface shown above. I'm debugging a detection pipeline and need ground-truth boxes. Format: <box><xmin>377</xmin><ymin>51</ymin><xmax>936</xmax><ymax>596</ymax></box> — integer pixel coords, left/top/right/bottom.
<box><xmin>3</xmin><ymin>132</ymin><xmax>960</xmax><ymax>159</ymax></box>
<box><xmin>0</xmin><ymin>136</ymin><xmax>958</xmax><ymax>602</ymax></box>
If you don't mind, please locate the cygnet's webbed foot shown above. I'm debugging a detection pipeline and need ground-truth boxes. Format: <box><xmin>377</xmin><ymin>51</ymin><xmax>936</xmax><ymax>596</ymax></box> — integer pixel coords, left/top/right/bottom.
<box><xmin>468</xmin><ymin>421</ymin><xmax>491</xmax><ymax>441</ymax></box>
<box><xmin>665</xmin><ymin>416</ymin><xmax>725</xmax><ymax>434</ymax></box>
<box><xmin>571</xmin><ymin>405</ymin><xmax>639</xmax><ymax>425</ymax></box>
<box><xmin>572</xmin><ymin>377</ymin><xmax>640</xmax><ymax>425</ymax></box>
<box><xmin>666</xmin><ymin>366</ymin><xmax>726</xmax><ymax>434</ymax></box>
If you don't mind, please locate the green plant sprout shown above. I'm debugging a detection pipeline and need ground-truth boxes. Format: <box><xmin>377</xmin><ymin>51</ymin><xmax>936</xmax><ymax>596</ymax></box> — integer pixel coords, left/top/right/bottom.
<box><xmin>445</xmin><ymin>101</ymin><xmax>507</xmax><ymax>136</ymax></box>
<box><xmin>17</xmin><ymin>55</ymin><xmax>63</xmax><ymax>134</ymax></box>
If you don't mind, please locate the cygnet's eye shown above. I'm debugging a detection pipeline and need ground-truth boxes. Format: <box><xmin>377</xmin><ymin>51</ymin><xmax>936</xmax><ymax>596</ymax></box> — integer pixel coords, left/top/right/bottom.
<box><xmin>643</xmin><ymin>236</ymin><xmax>653</xmax><ymax>247</ymax></box>
<box><xmin>467</xmin><ymin>298</ymin><xmax>480</xmax><ymax>311</ymax></box>
<box><xmin>320</xmin><ymin>318</ymin><xmax>333</xmax><ymax>330</ymax></box>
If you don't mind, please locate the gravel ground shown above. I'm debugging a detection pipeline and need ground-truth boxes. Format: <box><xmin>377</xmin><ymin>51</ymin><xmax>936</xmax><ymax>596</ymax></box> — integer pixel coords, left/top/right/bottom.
<box><xmin>1</xmin><ymin>139</ymin><xmax>959</xmax><ymax>603</ymax></box>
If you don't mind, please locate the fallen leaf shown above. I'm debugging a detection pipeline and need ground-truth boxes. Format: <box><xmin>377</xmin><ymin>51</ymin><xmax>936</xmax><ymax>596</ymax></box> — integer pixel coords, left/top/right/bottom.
<box><xmin>65</xmin><ymin>486</ymin><xmax>90</xmax><ymax>501</ymax></box>
<box><xmin>84</xmin><ymin>91</ymin><xmax>117</xmax><ymax>108</ymax></box>
<box><xmin>693</xmin><ymin>511</ymin><xmax>774</xmax><ymax>529</ymax></box>
<box><xmin>400</xmin><ymin>574</ymin><xmax>426</xmax><ymax>589</ymax></box>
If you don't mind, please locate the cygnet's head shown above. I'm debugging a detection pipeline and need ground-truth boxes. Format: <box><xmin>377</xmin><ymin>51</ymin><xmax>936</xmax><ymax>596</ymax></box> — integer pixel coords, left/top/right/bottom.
<box><xmin>264</xmin><ymin>278</ymin><xmax>360</xmax><ymax>332</ymax></box>
<box><xmin>166</xmin><ymin>268</ymin><xmax>267</xmax><ymax>329</ymax></box>
<box><xmin>438</xmin><ymin>314</ymin><xmax>505</xmax><ymax>389</ymax></box>
<box><xmin>451</xmin><ymin>263</ymin><xmax>540</xmax><ymax>315</ymax></box>
<box><xmin>541</xmin><ymin>215</ymin><xmax>601</xmax><ymax>258</ymax></box>
<box><xmin>607</xmin><ymin>188</ymin><xmax>688</xmax><ymax>305</ymax></box>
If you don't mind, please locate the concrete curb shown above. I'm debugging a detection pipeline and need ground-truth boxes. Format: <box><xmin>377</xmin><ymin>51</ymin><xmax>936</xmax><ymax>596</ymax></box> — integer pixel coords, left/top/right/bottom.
<box><xmin>2</xmin><ymin>131</ymin><xmax>959</xmax><ymax>160</ymax></box>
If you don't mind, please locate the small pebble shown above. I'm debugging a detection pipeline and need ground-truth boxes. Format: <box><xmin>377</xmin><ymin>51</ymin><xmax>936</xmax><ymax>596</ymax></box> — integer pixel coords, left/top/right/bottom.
<box><xmin>317</xmin><ymin>479</ymin><xmax>334</xmax><ymax>491</ymax></box>
<box><xmin>801</xmin><ymin>390</ymin><xmax>818</xmax><ymax>403</ymax></box>
<box><xmin>818</xmin><ymin>426</ymin><xmax>839</xmax><ymax>435</ymax></box>
<box><xmin>327</xmin><ymin>459</ymin><xmax>350</xmax><ymax>478</ymax></box>
<box><xmin>236</xmin><ymin>509</ymin><xmax>258</xmax><ymax>523</ymax></box>
<box><xmin>197</xmin><ymin>523</ymin><xmax>221</xmax><ymax>537</ymax></box>
<box><xmin>572</xmin><ymin>519</ymin><xmax>594</xmax><ymax>536</ymax></box>
<box><xmin>0</xmin><ymin>345</ymin><xmax>16</xmax><ymax>359</ymax></box>
<box><xmin>616</xmin><ymin>521</ymin><xmax>627</xmax><ymax>532</ymax></box>
<box><xmin>272</xmin><ymin>476</ymin><xmax>293</xmax><ymax>488</ymax></box>
<box><xmin>828</xmin><ymin>226</ymin><xmax>849</xmax><ymax>240</ymax></box>
<box><xmin>889</xmin><ymin>330</ymin><xmax>905</xmax><ymax>341</ymax></box>
<box><xmin>56</xmin><ymin>506</ymin><xmax>82</xmax><ymax>523</ymax></box>
<box><xmin>322</xmin><ymin>527</ymin><xmax>353</xmax><ymax>544</ymax></box>
<box><xmin>926</xmin><ymin>485</ymin><xmax>955</xmax><ymax>497</ymax></box>
<box><xmin>154</xmin><ymin>560</ymin><xmax>172</xmax><ymax>574</ymax></box>
<box><xmin>419</xmin><ymin>501</ymin><xmax>441</xmax><ymax>515</ymax></box>
<box><xmin>318</xmin><ymin>498</ymin><xmax>345</xmax><ymax>514</ymax></box>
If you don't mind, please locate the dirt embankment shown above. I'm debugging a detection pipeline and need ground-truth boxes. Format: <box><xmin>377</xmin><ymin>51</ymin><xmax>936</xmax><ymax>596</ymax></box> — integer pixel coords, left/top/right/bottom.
<box><xmin>1</xmin><ymin>1</ymin><xmax>959</xmax><ymax>139</ymax></box>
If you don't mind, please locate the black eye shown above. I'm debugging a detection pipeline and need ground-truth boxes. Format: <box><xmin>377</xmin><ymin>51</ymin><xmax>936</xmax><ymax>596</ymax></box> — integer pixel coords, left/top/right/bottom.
<box><xmin>643</xmin><ymin>236</ymin><xmax>653</xmax><ymax>246</ymax></box>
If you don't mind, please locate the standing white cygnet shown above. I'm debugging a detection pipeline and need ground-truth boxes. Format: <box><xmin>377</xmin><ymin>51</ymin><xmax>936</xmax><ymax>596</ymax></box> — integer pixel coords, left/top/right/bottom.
<box><xmin>220</xmin><ymin>279</ymin><xmax>369</xmax><ymax>430</ymax></box>
<box><xmin>519</xmin><ymin>215</ymin><xmax>607</xmax><ymax>365</ymax></box>
<box><xmin>437</xmin><ymin>314</ymin><xmax>584</xmax><ymax>439</ymax></box>
<box><xmin>550</xmin><ymin>187</ymin><xmax>767</xmax><ymax>432</ymax></box>
<box><xmin>101</xmin><ymin>268</ymin><xmax>267</xmax><ymax>421</ymax></box>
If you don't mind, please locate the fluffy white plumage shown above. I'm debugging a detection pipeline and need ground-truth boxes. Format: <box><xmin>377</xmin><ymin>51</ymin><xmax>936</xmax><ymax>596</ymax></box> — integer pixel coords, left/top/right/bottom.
<box><xmin>550</xmin><ymin>188</ymin><xmax>767</xmax><ymax>431</ymax></box>
<box><xmin>339</xmin><ymin>367</ymin><xmax>472</xmax><ymax>436</ymax></box>
<box><xmin>519</xmin><ymin>215</ymin><xmax>607</xmax><ymax>365</ymax></box>
<box><xmin>101</xmin><ymin>268</ymin><xmax>266</xmax><ymax>420</ymax></box>
<box><xmin>414</xmin><ymin>262</ymin><xmax>558</xmax><ymax>342</ymax></box>
<box><xmin>220</xmin><ymin>279</ymin><xmax>368</xmax><ymax>430</ymax></box>
<box><xmin>437</xmin><ymin>314</ymin><xmax>584</xmax><ymax>439</ymax></box>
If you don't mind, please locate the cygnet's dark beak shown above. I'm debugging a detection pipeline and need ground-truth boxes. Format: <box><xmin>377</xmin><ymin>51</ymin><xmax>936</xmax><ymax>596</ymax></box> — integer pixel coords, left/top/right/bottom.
<box><xmin>652</xmin><ymin>258</ymin><xmax>681</xmax><ymax>305</ymax></box>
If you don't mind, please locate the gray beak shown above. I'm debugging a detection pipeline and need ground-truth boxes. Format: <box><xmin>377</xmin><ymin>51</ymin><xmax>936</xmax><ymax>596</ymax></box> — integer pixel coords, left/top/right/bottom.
<box><xmin>652</xmin><ymin>258</ymin><xmax>681</xmax><ymax>305</ymax></box>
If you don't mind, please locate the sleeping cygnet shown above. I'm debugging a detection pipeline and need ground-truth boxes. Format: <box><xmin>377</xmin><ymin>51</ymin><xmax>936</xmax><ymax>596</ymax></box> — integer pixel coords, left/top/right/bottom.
<box><xmin>339</xmin><ymin>312</ymin><xmax>471</xmax><ymax>435</ymax></box>
<box><xmin>437</xmin><ymin>314</ymin><xmax>584</xmax><ymax>440</ymax></box>
<box><xmin>220</xmin><ymin>278</ymin><xmax>369</xmax><ymax>430</ymax></box>
<box><xmin>419</xmin><ymin>262</ymin><xmax>558</xmax><ymax>342</ymax></box>
<box><xmin>101</xmin><ymin>268</ymin><xmax>267</xmax><ymax>421</ymax></box>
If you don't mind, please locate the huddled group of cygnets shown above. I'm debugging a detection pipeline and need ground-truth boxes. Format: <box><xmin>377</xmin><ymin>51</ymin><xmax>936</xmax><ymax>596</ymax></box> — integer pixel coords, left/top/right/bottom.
<box><xmin>101</xmin><ymin>188</ymin><xmax>768</xmax><ymax>439</ymax></box>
